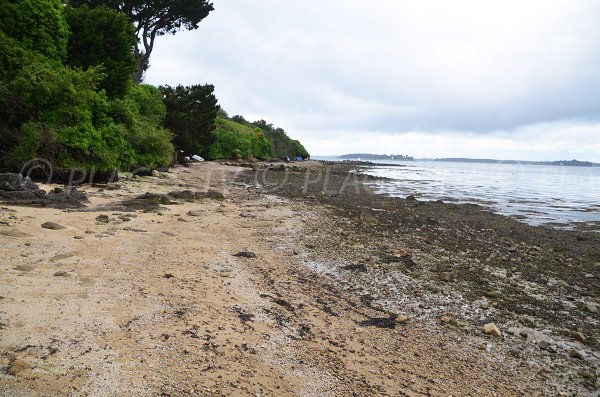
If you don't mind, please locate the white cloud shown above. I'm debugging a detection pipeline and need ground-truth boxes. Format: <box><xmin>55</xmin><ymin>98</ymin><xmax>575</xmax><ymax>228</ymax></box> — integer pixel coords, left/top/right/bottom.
<box><xmin>146</xmin><ymin>0</ymin><xmax>600</xmax><ymax>161</ymax></box>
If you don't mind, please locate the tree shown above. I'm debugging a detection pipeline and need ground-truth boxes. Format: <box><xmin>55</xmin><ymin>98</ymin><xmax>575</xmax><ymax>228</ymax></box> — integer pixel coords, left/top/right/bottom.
<box><xmin>65</xmin><ymin>5</ymin><xmax>136</xmax><ymax>98</ymax></box>
<box><xmin>160</xmin><ymin>84</ymin><xmax>219</xmax><ymax>156</ymax></box>
<box><xmin>71</xmin><ymin>0</ymin><xmax>214</xmax><ymax>81</ymax></box>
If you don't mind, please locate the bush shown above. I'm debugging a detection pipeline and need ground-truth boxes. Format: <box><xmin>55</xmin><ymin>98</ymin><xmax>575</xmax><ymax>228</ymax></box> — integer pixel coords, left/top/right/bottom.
<box><xmin>208</xmin><ymin>117</ymin><xmax>272</xmax><ymax>160</ymax></box>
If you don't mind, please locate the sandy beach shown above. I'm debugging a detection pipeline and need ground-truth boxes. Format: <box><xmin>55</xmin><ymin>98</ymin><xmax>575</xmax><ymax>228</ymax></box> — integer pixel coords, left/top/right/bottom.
<box><xmin>0</xmin><ymin>161</ymin><xmax>598</xmax><ymax>396</ymax></box>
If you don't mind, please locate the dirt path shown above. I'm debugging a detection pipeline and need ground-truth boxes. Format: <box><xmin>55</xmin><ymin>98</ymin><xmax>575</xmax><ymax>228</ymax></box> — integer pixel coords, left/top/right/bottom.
<box><xmin>1</xmin><ymin>163</ymin><xmax>543</xmax><ymax>396</ymax></box>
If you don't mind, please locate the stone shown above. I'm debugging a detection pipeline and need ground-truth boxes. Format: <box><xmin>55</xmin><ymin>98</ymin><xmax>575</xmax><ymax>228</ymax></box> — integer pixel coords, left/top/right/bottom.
<box><xmin>569</xmin><ymin>349</ymin><xmax>585</xmax><ymax>359</ymax></box>
<box><xmin>395</xmin><ymin>315</ymin><xmax>409</xmax><ymax>324</ymax></box>
<box><xmin>197</xmin><ymin>190</ymin><xmax>225</xmax><ymax>201</ymax></box>
<box><xmin>42</xmin><ymin>222</ymin><xmax>65</xmax><ymax>230</ymax></box>
<box><xmin>53</xmin><ymin>271</ymin><xmax>69</xmax><ymax>277</ymax></box>
<box><xmin>439</xmin><ymin>272</ymin><xmax>453</xmax><ymax>282</ymax></box>
<box><xmin>441</xmin><ymin>316</ymin><xmax>451</xmax><ymax>324</ymax></box>
<box><xmin>483</xmin><ymin>323</ymin><xmax>501</xmax><ymax>337</ymax></box>
<box><xmin>233</xmin><ymin>251</ymin><xmax>257</xmax><ymax>258</ymax></box>
<box><xmin>584</xmin><ymin>303</ymin><xmax>598</xmax><ymax>313</ymax></box>
<box><xmin>187</xmin><ymin>210</ymin><xmax>203</xmax><ymax>217</ymax></box>
<box><xmin>13</xmin><ymin>265</ymin><xmax>35</xmax><ymax>272</ymax></box>
<box><xmin>480</xmin><ymin>302</ymin><xmax>490</xmax><ymax>309</ymax></box>
<box><xmin>168</xmin><ymin>190</ymin><xmax>196</xmax><ymax>202</ymax></box>
<box><xmin>95</xmin><ymin>214</ymin><xmax>110</xmax><ymax>223</ymax></box>
<box><xmin>573</xmin><ymin>332</ymin><xmax>586</xmax><ymax>342</ymax></box>
<box><xmin>538</xmin><ymin>341</ymin><xmax>550</xmax><ymax>350</ymax></box>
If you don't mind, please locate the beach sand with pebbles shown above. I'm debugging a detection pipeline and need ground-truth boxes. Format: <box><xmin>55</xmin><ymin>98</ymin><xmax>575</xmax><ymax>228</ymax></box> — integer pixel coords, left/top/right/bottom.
<box><xmin>0</xmin><ymin>161</ymin><xmax>597</xmax><ymax>396</ymax></box>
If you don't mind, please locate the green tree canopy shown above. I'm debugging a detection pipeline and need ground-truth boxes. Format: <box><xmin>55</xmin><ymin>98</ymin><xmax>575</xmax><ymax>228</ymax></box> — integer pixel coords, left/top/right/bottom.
<box><xmin>160</xmin><ymin>84</ymin><xmax>219</xmax><ymax>157</ymax></box>
<box><xmin>71</xmin><ymin>0</ymin><xmax>214</xmax><ymax>81</ymax></box>
<box><xmin>65</xmin><ymin>5</ymin><xmax>136</xmax><ymax>98</ymax></box>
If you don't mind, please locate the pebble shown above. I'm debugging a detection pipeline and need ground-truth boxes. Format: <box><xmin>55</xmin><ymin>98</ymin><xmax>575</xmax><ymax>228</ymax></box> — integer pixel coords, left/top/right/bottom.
<box><xmin>483</xmin><ymin>323</ymin><xmax>501</xmax><ymax>337</ymax></box>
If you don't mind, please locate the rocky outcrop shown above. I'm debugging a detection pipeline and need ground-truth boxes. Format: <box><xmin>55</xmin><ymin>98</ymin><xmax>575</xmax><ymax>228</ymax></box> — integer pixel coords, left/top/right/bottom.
<box><xmin>0</xmin><ymin>173</ymin><xmax>87</xmax><ymax>209</ymax></box>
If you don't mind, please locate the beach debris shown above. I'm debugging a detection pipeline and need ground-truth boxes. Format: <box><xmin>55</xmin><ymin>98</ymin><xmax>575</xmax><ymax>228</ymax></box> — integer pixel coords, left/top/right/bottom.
<box><xmin>41</xmin><ymin>222</ymin><xmax>66</xmax><ymax>230</ymax></box>
<box><xmin>483</xmin><ymin>323</ymin><xmax>502</xmax><ymax>337</ymax></box>
<box><xmin>233</xmin><ymin>251</ymin><xmax>257</xmax><ymax>258</ymax></box>
<box><xmin>359</xmin><ymin>314</ymin><xmax>401</xmax><ymax>329</ymax></box>
<box><xmin>341</xmin><ymin>263</ymin><xmax>367</xmax><ymax>272</ymax></box>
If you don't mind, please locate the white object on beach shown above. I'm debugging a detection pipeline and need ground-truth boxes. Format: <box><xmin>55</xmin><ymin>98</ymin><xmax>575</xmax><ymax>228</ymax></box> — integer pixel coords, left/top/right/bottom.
<box><xmin>191</xmin><ymin>155</ymin><xmax>204</xmax><ymax>162</ymax></box>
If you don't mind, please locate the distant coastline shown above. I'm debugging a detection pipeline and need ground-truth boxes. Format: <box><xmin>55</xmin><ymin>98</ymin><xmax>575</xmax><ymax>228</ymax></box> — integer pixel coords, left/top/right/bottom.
<box><xmin>337</xmin><ymin>154</ymin><xmax>598</xmax><ymax>167</ymax></box>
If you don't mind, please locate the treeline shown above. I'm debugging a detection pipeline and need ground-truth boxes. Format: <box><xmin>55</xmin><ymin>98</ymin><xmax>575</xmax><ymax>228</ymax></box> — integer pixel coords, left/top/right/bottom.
<box><xmin>0</xmin><ymin>0</ymin><xmax>308</xmax><ymax>174</ymax></box>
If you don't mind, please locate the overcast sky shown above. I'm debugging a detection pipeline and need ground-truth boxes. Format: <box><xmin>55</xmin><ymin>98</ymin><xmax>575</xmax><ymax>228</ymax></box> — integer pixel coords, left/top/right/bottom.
<box><xmin>146</xmin><ymin>0</ymin><xmax>600</xmax><ymax>161</ymax></box>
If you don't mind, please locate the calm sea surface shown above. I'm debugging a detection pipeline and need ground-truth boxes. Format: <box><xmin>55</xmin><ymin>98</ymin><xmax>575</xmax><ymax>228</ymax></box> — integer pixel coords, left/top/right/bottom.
<box><xmin>315</xmin><ymin>157</ymin><xmax>600</xmax><ymax>229</ymax></box>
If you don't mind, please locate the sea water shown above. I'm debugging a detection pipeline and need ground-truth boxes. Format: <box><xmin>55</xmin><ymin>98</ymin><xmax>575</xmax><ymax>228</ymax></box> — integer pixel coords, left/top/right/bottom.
<box><xmin>316</xmin><ymin>158</ymin><xmax>600</xmax><ymax>229</ymax></box>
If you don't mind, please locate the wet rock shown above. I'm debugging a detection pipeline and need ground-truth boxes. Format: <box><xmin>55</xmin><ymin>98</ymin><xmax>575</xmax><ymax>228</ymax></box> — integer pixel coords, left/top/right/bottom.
<box><xmin>233</xmin><ymin>251</ymin><xmax>257</xmax><ymax>258</ymax></box>
<box><xmin>42</xmin><ymin>222</ymin><xmax>65</xmax><ymax>230</ymax></box>
<box><xmin>483</xmin><ymin>323</ymin><xmax>502</xmax><ymax>337</ymax></box>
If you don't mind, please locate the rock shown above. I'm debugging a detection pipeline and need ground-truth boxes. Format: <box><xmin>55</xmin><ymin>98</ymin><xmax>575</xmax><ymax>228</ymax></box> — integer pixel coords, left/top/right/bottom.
<box><xmin>480</xmin><ymin>302</ymin><xmax>490</xmax><ymax>309</ymax></box>
<box><xmin>573</xmin><ymin>332</ymin><xmax>587</xmax><ymax>343</ymax></box>
<box><xmin>168</xmin><ymin>190</ymin><xmax>196</xmax><ymax>202</ymax></box>
<box><xmin>233</xmin><ymin>251</ymin><xmax>257</xmax><ymax>258</ymax></box>
<box><xmin>187</xmin><ymin>210</ymin><xmax>203</xmax><ymax>217</ymax></box>
<box><xmin>405</xmin><ymin>195</ymin><xmax>417</xmax><ymax>201</ymax></box>
<box><xmin>342</xmin><ymin>264</ymin><xmax>367</xmax><ymax>272</ymax></box>
<box><xmin>441</xmin><ymin>316</ymin><xmax>451</xmax><ymax>324</ymax></box>
<box><xmin>95</xmin><ymin>214</ymin><xmax>110</xmax><ymax>223</ymax></box>
<box><xmin>538</xmin><ymin>341</ymin><xmax>550</xmax><ymax>350</ymax></box>
<box><xmin>0</xmin><ymin>173</ymin><xmax>39</xmax><ymax>191</ymax></box>
<box><xmin>584</xmin><ymin>303</ymin><xmax>598</xmax><ymax>313</ymax></box>
<box><xmin>359</xmin><ymin>314</ymin><xmax>400</xmax><ymax>329</ymax></box>
<box><xmin>53</xmin><ymin>271</ymin><xmax>69</xmax><ymax>277</ymax></box>
<box><xmin>135</xmin><ymin>193</ymin><xmax>172</xmax><ymax>205</ymax></box>
<box><xmin>197</xmin><ymin>190</ymin><xmax>225</xmax><ymax>201</ymax></box>
<box><xmin>42</xmin><ymin>222</ymin><xmax>65</xmax><ymax>230</ymax></box>
<box><xmin>569</xmin><ymin>349</ymin><xmax>585</xmax><ymax>359</ymax></box>
<box><xmin>439</xmin><ymin>272</ymin><xmax>453</xmax><ymax>282</ymax></box>
<box><xmin>13</xmin><ymin>265</ymin><xmax>35</xmax><ymax>272</ymax></box>
<box><xmin>483</xmin><ymin>323</ymin><xmax>502</xmax><ymax>337</ymax></box>
<box><xmin>396</xmin><ymin>315</ymin><xmax>409</xmax><ymax>324</ymax></box>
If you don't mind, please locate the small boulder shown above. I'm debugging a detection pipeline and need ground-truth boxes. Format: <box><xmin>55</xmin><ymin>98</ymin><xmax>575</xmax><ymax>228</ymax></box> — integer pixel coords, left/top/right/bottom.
<box><xmin>95</xmin><ymin>214</ymin><xmax>110</xmax><ymax>223</ymax></box>
<box><xmin>42</xmin><ymin>222</ymin><xmax>65</xmax><ymax>230</ymax></box>
<box><xmin>439</xmin><ymin>272</ymin><xmax>453</xmax><ymax>282</ymax></box>
<box><xmin>483</xmin><ymin>323</ymin><xmax>502</xmax><ymax>337</ymax></box>
<box><xmin>233</xmin><ymin>251</ymin><xmax>257</xmax><ymax>258</ymax></box>
<box><xmin>53</xmin><ymin>271</ymin><xmax>70</xmax><ymax>277</ymax></box>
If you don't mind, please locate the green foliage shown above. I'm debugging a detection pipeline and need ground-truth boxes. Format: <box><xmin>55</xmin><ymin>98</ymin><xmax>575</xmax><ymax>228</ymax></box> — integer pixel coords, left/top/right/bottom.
<box><xmin>0</xmin><ymin>0</ymin><xmax>172</xmax><ymax>172</ymax></box>
<box><xmin>111</xmin><ymin>84</ymin><xmax>174</xmax><ymax>168</ymax></box>
<box><xmin>0</xmin><ymin>0</ymin><xmax>69</xmax><ymax>62</ymax></box>
<box><xmin>161</xmin><ymin>84</ymin><xmax>219</xmax><ymax>157</ymax></box>
<box><xmin>71</xmin><ymin>0</ymin><xmax>214</xmax><ymax>81</ymax></box>
<box><xmin>65</xmin><ymin>5</ymin><xmax>136</xmax><ymax>98</ymax></box>
<box><xmin>208</xmin><ymin>118</ymin><xmax>271</xmax><ymax>160</ymax></box>
<box><xmin>230</xmin><ymin>117</ymin><xmax>310</xmax><ymax>160</ymax></box>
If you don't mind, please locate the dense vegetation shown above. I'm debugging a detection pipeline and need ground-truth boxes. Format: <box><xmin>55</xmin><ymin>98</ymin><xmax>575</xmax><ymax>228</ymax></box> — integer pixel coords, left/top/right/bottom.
<box><xmin>0</xmin><ymin>0</ymin><xmax>173</xmax><ymax>172</ymax></box>
<box><xmin>0</xmin><ymin>0</ymin><xmax>309</xmax><ymax>173</ymax></box>
<box><xmin>228</xmin><ymin>116</ymin><xmax>309</xmax><ymax>160</ymax></box>
<box><xmin>208</xmin><ymin>118</ymin><xmax>272</xmax><ymax>160</ymax></box>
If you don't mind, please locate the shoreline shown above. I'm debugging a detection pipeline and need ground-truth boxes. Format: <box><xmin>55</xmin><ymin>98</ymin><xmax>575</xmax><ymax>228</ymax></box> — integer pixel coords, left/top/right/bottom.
<box><xmin>0</xmin><ymin>161</ymin><xmax>598</xmax><ymax>396</ymax></box>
